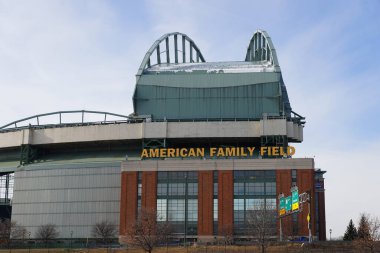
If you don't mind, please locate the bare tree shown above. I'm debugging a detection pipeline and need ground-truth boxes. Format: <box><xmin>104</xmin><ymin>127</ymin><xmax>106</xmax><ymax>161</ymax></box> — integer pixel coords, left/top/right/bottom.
<box><xmin>91</xmin><ymin>220</ymin><xmax>117</xmax><ymax>243</ymax></box>
<box><xmin>218</xmin><ymin>224</ymin><xmax>233</xmax><ymax>252</ymax></box>
<box><xmin>246</xmin><ymin>202</ymin><xmax>277</xmax><ymax>253</ymax></box>
<box><xmin>0</xmin><ymin>219</ymin><xmax>28</xmax><ymax>246</ymax></box>
<box><xmin>125</xmin><ymin>208</ymin><xmax>172</xmax><ymax>253</ymax></box>
<box><xmin>355</xmin><ymin>213</ymin><xmax>380</xmax><ymax>253</ymax></box>
<box><xmin>35</xmin><ymin>224</ymin><xmax>59</xmax><ymax>245</ymax></box>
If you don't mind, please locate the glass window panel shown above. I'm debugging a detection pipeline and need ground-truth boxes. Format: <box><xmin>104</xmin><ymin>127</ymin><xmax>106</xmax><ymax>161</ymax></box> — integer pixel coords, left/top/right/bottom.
<box><xmin>138</xmin><ymin>183</ymin><xmax>142</xmax><ymax>196</ymax></box>
<box><xmin>157</xmin><ymin>183</ymin><xmax>167</xmax><ymax>196</ymax></box>
<box><xmin>138</xmin><ymin>172</ymin><xmax>142</xmax><ymax>181</ymax></box>
<box><xmin>213</xmin><ymin>183</ymin><xmax>218</xmax><ymax>196</ymax></box>
<box><xmin>157</xmin><ymin>199</ymin><xmax>167</xmax><ymax>221</ymax></box>
<box><xmin>187</xmin><ymin>183</ymin><xmax>198</xmax><ymax>195</ymax></box>
<box><xmin>266</xmin><ymin>198</ymin><xmax>277</xmax><ymax>210</ymax></box>
<box><xmin>234</xmin><ymin>171</ymin><xmax>245</xmax><ymax>180</ymax></box>
<box><xmin>0</xmin><ymin>174</ymin><xmax>14</xmax><ymax>203</ymax></box>
<box><xmin>255</xmin><ymin>182</ymin><xmax>265</xmax><ymax>195</ymax></box>
<box><xmin>187</xmin><ymin>171</ymin><xmax>197</xmax><ymax>180</ymax></box>
<box><xmin>252</xmin><ymin>171</ymin><xmax>265</xmax><ymax>180</ymax></box>
<box><xmin>234</xmin><ymin>182</ymin><xmax>244</xmax><ymax>195</ymax></box>
<box><xmin>265</xmin><ymin>170</ymin><xmax>276</xmax><ymax>180</ymax></box>
<box><xmin>158</xmin><ymin>171</ymin><xmax>168</xmax><ymax>180</ymax></box>
<box><xmin>234</xmin><ymin>199</ymin><xmax>245</xmax><ymax>223</ymax></box>
<box><xmin>168</xmin><ymin>199</ymin><xmax>185</xmax><ymax>221</ymax></box>
<box><xmin>213</xmin><ymin>199</ymin><xmax>218</xmax><ymax>221</ymax></box>
<box><xmin>213</xmin><ymin>171</ymin><xmax>218</xmax><ymax>181</ymax></box>
<box><xmin>187</xmin><ymin>199</ymin><xmax>198</xmax><ymax>221</ymax></box>
<box><xmin>265</xmin><ymin>182</ymin><xmax>276</xmax><ymax>195</ymax></box>
<box><xmin>247</xmin><ymin>198</ymin><xmax>265</xmax><ymax>210</ymax></box>
<box><xmin>291</xmin><ymin>169</ymin><xmax>297</xmax><ymax>179</ymax></box>
<box><xmin>245</xmin><ymin>182</ymin><xmax>254</xmax><ymax>195</ymax></box>
<box><xmin>8</xmin><ymin>175</ymin><xmax>14</xmax><ymax>200</ymax></box>
<box><xmin>137</xmin><ymin>199</ymin><xmax>142</xmax><ymax>213</ymax></box>
<box><xmin>169</xmin><ymin>183</ymin><xmax>185</xmax><ymax>196</ymax></box>
<box><xmin>169</xmin><ymin>171</ymin><xmax>185</xmax><ymax>180</ymax></box>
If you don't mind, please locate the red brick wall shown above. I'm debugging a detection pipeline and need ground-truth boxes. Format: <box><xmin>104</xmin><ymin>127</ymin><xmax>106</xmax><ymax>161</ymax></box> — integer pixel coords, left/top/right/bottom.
<box><xmin>218</xmin><ymin>170</ymin><xmax>233</xmax><ymax>236</ymax></box>
<box><xmin>119</xmin><ymin>171</ymin><xmax>138</xmax><ymax>235</ymax></box>
<box><xmin>317</xmin><ymin>191</ymin><xmax>326</xmax><ymax>240</ymax></box>
<box><xmin>276</xmin><ymin>170</ymin><xmax>293</xmax><ymax>238</ymax></box>
<box><xmin>198</xmin><ymin>171</ymin><xmax>213</xmax><ymax>235</ymax></box>
<box><xmin>142</xmin><ymin>171</ymin><xmax>157</xmax><ymax>210</ymax></box>
<box><xmin>297</xmin><ymin>169</ymin><xmax>315</xmax><ymax>236</ymax></box>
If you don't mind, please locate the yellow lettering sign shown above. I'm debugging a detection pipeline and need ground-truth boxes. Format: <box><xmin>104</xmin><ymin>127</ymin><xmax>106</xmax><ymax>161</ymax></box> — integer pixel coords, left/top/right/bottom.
<box><xmin>140</xmin><ymin>146</ymin><xmax>295</xmax><ymax>158</ymax></box>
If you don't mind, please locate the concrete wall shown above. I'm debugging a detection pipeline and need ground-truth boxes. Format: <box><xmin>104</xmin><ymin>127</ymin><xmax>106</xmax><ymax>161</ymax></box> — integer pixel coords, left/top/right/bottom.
<box><xmin>121</xmin><ymin>158</ymin><xmax>314</xmax><ymax>172</ymax></box>
<box><xmin>0</xmin><ymin>119</ymin><xmax>303</xmax><ymax>149</ymax></box>
<box><xmin>11</xmin><ymin>164</ymin><xmax>121</xmax><ymax>238</ymax></box>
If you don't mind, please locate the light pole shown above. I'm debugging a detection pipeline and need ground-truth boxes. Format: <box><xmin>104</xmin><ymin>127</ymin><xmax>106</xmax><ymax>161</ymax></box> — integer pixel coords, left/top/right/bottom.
<box><xmin>28</xmin><ymin>232</ymin><xmax>31</xmax><ymax>253</ymax></box>
<box><xmin>329</xmin><ymin>229</ymin><xmax>332</xmax><ymax>240</ymax></box>
<box><xmin>184</xmin><ymin>174</ymin><xmax>188</xmax><ymax>248</ymax></box>
<box><xmin>70</xmin><ymin>231</ymin><xmax>73</xmax><ymax>251</ymax></box>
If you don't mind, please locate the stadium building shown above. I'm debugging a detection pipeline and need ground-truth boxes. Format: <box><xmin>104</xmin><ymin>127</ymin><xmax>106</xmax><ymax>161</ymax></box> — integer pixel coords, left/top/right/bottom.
<box><xmin>0</xmin><ymin>30</ymin><xmax>326</xmax><ymax>242</ymax></box>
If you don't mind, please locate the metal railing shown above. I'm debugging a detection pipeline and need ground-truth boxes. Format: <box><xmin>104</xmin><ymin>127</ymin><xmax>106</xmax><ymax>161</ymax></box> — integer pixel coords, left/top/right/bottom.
<box><xmin>0</xmin><ymin>110</ymin><xmax>137</xmax><ymax>133</ymax></box>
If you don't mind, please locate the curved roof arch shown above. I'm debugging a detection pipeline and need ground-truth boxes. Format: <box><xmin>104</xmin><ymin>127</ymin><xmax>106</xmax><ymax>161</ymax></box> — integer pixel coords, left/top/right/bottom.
<box><xmin>245</xmin><ymin>30</ymin><xmax>279</xmax><ymax>67</ymax></box>
<box><xmin>0</xmin><ymin>110</ymin><xmax>131</xmax><ymax>131</ymax></box>
<box><xmin>136</xmin><ymin>32</ymin><xmax>206</xmax><ymax>78</ymax></box>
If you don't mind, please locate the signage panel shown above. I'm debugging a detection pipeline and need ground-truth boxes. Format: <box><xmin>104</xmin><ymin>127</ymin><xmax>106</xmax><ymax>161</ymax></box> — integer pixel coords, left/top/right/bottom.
<box><xmin>292</xmin><ymin>189</ymin><xmax>299</xmax><ymax>211</ymax></box>
<box><xmin>285</xmin><ymin>196</ymin><xmax>292</xmax><ymax>212</ymax></box>
<box><xmin>279</xmin><ymin>197</ymin><xmax>285</xmax><ymax>216</ymax></box>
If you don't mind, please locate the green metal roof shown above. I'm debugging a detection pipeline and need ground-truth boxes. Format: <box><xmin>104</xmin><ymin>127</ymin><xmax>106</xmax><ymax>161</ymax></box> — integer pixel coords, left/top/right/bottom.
<box><xmin>138</xmin><ymin>71</ymin><xmax>281</xmax><ymax>88</ymax></box>
<box><xmin>133</xmin><ymin>30</ymin><xmax>292</xmax><ymax>120</ymax></box>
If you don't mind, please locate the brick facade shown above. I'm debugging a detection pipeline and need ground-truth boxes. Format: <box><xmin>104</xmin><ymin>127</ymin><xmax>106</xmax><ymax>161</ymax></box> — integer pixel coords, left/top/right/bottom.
<box><xmin>198</xmin><ymin>171</ymin><xmax>214</xmax><ymax>236</ymax></box>
<box><xmin>119</xmin><ymin>171</ymin><xmax>138</xmax><ymax>235</ymax></box>
<box><xmin>120</xmin><ymin>165</ymin><xmax>325</xmax><ymax>241</ymax></box>
<box><xmin>142</xmin><ymin>171</ymin><xmax>157</xmax><ymax>210</ymax></box>
<box><xmin>297</xmin><ymin>169</ymin><xmax>315</xmax><ymax>236</ymax></box>
<box><xmin>218</xmin><ymin>170</ymin><xmax>233</xmax><ymax>236</ymax></box>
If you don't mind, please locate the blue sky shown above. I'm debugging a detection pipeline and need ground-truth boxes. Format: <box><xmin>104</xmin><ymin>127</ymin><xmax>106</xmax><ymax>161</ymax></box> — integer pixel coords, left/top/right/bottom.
<box><xmin>1</xmin><ymin>0</ymin><xmax>380</xmax><ymax>238</ymax></box>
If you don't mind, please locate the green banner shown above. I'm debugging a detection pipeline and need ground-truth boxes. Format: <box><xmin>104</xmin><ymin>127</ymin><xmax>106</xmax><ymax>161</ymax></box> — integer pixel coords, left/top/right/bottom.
<box><xmin>292</xmin><ymin>190</ymin><xmax>299</xmax><ymax>211</ymax></box>
<box><xmin>285</xmin><ymin>196</ymin><xmax>292</xmax><ymax>212</ymax></box>
<box><xmin>279</xmin><ymin>197</ymin><xmax>285</xmax><ymax>216</ymax></box>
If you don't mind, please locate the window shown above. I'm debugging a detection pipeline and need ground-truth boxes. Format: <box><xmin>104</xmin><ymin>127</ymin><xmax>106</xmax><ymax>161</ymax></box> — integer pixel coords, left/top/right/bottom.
<box><xmin>157</xmin><ymin>183</ymin><xmax>167</xmax><ymax>196</ymax></box>
<box><xmin>187</xmin><ymin>171</ymin><xmax>197</xmax><ymax>180</ymax></box>
<box><xmin>265</xmin><ymin>182</ymin><xmax>276</xmax><ymax>195</ymax></box>
<box><xmin>233</xmin><ymin>170</ymin><xmax>277</xmax><ymax>236</ymax></box>
<box><xmin>138</xmin><ymin>172</ymin><xmax>142</xmax><ymax>181</ymax></box>
<box><xmin>265</xmin><ymin>170</ymin><xmax>276</xmax><ymax>180</ymax></box>
<box><xmin>213</xmin><ymin>183</ymin><xmax>218</xmax><ymax>196</ymax></box>
<box><xmin>0</xmin><ymin>174</ymin><xmax>14</xmax><ymax>202</ymax></box>
<box><xmin>187</xmin><ymin>183</ymin><xmax>198</xmax><ymax>195</ymax></box>
<box><xmin>157</xmin><ymin>199</ymin><xmax>167</xmax><ymax>221</ymax></box>
<box><xmin>187</xmin><ymin>199</ymin><xmax>198</xmax><ymax>222</ymax></box>
<box><xmin>213</xmin><ymin>199</ymin><xmax>218</xmax><ymax>221</ymax></box>
<box><xmin>158</xmin><ymin>171</ymin><xmax>168</xmax><ymax>180</ymax></box>
<box><xmin>291</xmin><ymin>169</ymin><xmax>297</xmax><ymax>179</ymax></box>
<box><xmin>137</xmin><ymin>199</ymin><xmax>141</xmax><ymax>214</ymax></box>
<box><xmin>168</xmin><ymin>171</ymin><xmax>186</xmax><ymax>180</ymax></box>
<box><xmin>246</xmin><ymin>182</ymin><xmax>265</xmax><ymax>195</ymax></box>
<box><xmin>169</xmin><ymin>183</ymin><xmax>185</xmax><ymax>196</ymax></box>
<box><xmin>138</xmin><ymin>183</ymin><xmax>142</xmax><ymax>196</ymax></box>
<box><xmin>157</xmin><ymin>171</ymin><xmax>198</xmax><ymax>234</ymax></box>
<box><xmin>234</xmin><ymin>171</ymin><xmax>245</xmax><ymax>180</ymax></box>
<box><xmin>291</xmin><ymin>169</ymin><xmax>297</xmax><ymax>186</ymax></box>
<box><xmin>168</xmin><ymin>199</ymin><xmax>185</xmax><ymax>221</ymax></box>
<box><xmin>234</xmin><ymin>182</ymin><xmax>244</xmax><ymax>195</ymax></box>
<box><xmin>266</xmin><ymin>198</ymin><xmax>277</xmax><ymax>210</ymax></box>
<box><xmin>234</xmin><ymin>199</ymin><xmax>244</xmax><ymax>223</ymax></box>
<box><xmin>246</xmin><ymin>198</ymin><xmax>264</xmax><ymax>210</ymax></box>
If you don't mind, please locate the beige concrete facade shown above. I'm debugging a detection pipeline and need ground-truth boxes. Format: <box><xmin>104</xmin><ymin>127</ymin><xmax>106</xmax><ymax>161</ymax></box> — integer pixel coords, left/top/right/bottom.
<box><xmin>0</xmin><ymin>119</ymin><xmax>303</xmax><ymax>149</ymax></box>
<box><xmin>121</xmin><ymin>158</ymin><xmax>314</xmax><ymax>172</ymax></box>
